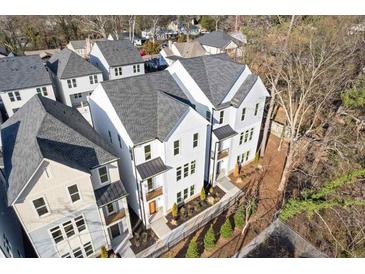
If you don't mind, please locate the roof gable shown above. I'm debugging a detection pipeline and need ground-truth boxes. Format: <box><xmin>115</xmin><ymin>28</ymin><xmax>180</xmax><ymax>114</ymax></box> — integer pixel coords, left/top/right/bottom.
<box><xmin>1</xmin><ymin>95</ymin><xmax>117</xmax><ymax>205</ymax></box>
<box><xmin>47</xmin><ymin>48</ymin><xmax>101</xmax><ymax>79</ymax></box>
<box><xmin>101</xmin><ymin>71</ymin><xmax>190</xmax><ymax>144</ymax></box>
<box><xmin>197</xmin><ymin>31</ymin><xmax>242</xmax><ymax>49</ymax></box>
<box><xmin>0</xmin><ymin>55</ymin><xmax>52</xmax><ymax>92</ymax></box>
<box><xmin>95</xmin><ymin>40</ymin><xmax>144</xmax><ymax>67</ymax></box>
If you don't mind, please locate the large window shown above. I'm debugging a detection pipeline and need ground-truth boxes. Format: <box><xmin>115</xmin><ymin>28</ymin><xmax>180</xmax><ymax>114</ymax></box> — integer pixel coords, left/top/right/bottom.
<box><xmin>74</xmin><ymin>215</ymin><xmax>86</xmax><ymax>232</ymax></box>
<box><xmin>68</xmin><ymin>184</ymin><xmax>80</xmax><ymax>203</ymax></box>
<box><xmin>191</xmin><ymin>160</ymin><xmax>196</xmax><ymax>175</ymax></box>
<box><xmin>50</xmin><ymin>226</ymin><xmax>63</xmax><ymax>244</ymax></box>
<box><xmin>173</xmin><ymin>140</ymin><xmax>180</xmax><ymax>156</ymax></box>
<box><xmin>98</xmin><ymin>166</ymin><xmax>109</xmax><ymax>184</ymax></box>
<box><xmin>193</xmin><ymin>133</ymin><xmax>198</xmax><ymax>148</ymax></box>
<box><xmin>176</xmin><ymin>167</ymin><xmax>182</xmax><ymax>181</ymax></box>
<box><xmin>32</xmin><ymin>197</ymin><xmax>49</xmax><ymax>217</ymax></box>
<box><xmin>73</xmin><ymin>247</ymin><xmax>83</xmax><ymax>258</ymax></box>
<box><xmin>144</xmin><ymin>144</ymin><xmax>151</xmax><ymax>160</ymax></box>
<box><xmin>8</xmin><ymin>91</ymin><xmax>21</xmax><ymax>102</ymax></box>
<box><xmin>241</xmin><ymin>108</ymin><xmax>246</xmax><ymax>121</ymax></box>
<box><xmin>254</xmin><ymin>103</ymin><xmax>259</xmax><ymax>116</ymax></box>
<box><xmin>63</xmin><ymin>221</ymin><xmax>75</xmax><ymax>238</ymax></box>
<box><xmin>109</xmin><ymin>223</ymin><xmax>120</xmax><ymax>239</ymax></box>
<box><xmin>184</xmin><ymin>163</ymin><xmax>189</xmax><ymax>178</ymax></box>
<box><xmin>219</xmin><ymin>111</ymin><xmax>224</xmax><ymax>124</ymax></box>
<box><xmin>177</xmin><ymin>192</ymin><xmax>182</xmax><ymax>204</ymax></box>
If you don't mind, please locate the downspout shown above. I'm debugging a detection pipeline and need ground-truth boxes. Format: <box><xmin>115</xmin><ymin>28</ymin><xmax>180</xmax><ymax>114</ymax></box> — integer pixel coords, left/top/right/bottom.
<box><xmin>131</xmin><ymin>146</ymin><xmax>147</xmax><ymax>227</ymax></box>
<box><xmin>207</xmin><ymin>107</ymin><xmax>215</xmax><ymax>187</ymax></box>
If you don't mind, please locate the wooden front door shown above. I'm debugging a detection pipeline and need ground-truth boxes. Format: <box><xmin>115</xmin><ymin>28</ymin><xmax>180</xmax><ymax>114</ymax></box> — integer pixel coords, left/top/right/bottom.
<box><xmin>149</xmin><ymin>200</ymin><xmax>157</xmax><ymax>215</ymax></box>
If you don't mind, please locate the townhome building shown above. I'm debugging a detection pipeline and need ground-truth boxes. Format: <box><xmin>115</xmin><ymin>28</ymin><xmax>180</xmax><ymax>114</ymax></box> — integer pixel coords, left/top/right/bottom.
<box><xmin>168</xmin><ymin>54</ymin><xmax>270</xmax><ymax>185</ymax></box>
<box><xmin>196</xmin><ymin>30</ymin><xmax>243</xmax><ymax>57</ymax></box>
<box><xmin>89</xmin><ymin>40</ymin><xmax>145</xmax><ymax>80</ymax></box>
<box><xmin>107</xmin><ymin>32</ymin><xmax>147</xmax><ymax>46</ymax></box>
<box><xmin>0</xmin><ymin>55</ymin><xmax>56</xmax><ymax>117</ymax></box>
<box><xmin>1</xmin><ymin>95</ymin><xmax>133</xmax><ymax>258</ymax></box>
<box><xmin>47</xmin><ymin>48</ymin><xmax>103</xmax><ymax>124</ymax></box>
<box><xmin>89</xmin><ymin>71</ymin><xmax>209</xmax><ymax>228</ymax></box>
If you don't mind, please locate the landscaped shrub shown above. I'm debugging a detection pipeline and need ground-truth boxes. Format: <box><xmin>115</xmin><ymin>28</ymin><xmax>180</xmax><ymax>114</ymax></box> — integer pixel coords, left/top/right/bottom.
<box><xmin>185</xmin><ymin>237</ymin><xmax>199</xmax><ymax>258</ymax></box>
<box><xmin>220</xmin><ymin>218</ymin><xmax>233</xmax><ymax>239</ymax></box>
<box><xmin>100</xmin><ymin>246</ymin><xmax>108</xmax><ymax>258</ymax></box>
<box><xmin>204</xmin><ymin>224</ymin><xmax>216</xmax><ymax>251</ymax></box>
<box><xmin>234</xmin><ymin>207</ymin><xmax>245</xmax><ymax>229</ymax></box>
<box><xmin>200</xmin><ymin>187</ymin><xmax>206</xmax><ymax>201</ymax></box>
<box><xmin>172</xmin><ymin>203</ymin><xmax>178</xmax><ymax>219</ymax></box>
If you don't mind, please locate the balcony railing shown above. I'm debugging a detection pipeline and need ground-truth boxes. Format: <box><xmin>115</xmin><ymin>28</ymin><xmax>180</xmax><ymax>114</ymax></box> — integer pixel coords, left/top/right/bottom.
<box><xmin>217</xmin><ymin>148</ymin><xmax>229</xmax><ymax>160</ymax></box>
<box><xmin>146</xmin><ymin>186</ymin><xmax>163</xmax><ymax>202</ymax></box>
<box><xmin>105</xmin><ymin>209</ymin><xmax>126</xmax><ymax>226</ymax></box>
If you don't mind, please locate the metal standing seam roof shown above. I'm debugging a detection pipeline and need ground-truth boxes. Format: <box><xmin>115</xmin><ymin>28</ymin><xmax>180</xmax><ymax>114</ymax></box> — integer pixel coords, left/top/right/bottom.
<box><xmin>100</xmin><ymin>70</ymin><xmax>191</xmax><ymax>145</ymax></box>
<box><xmin>136</xmin><ymin>157</ymin><xmax>171</xmax><ymax>180</ymax></box>
<box><xmin>94</xmin><ymin>180</ymin><xmax>128</xmax><ymax>207</ymax></box>
<box><xmin>0</xmin><ymin>55</ymin><xmax>52</xmax><ymax>92</ymax></box>
<box><xmin>94</xmin><ymin>40</ymin><xmax>144</xmax><ymax>67</ymax></box>
<box><xmin>213</xmin><ymin>124</ymin><xmax>238</xmax><ymax>141</ymax></box>
<box><xmin>178</xmin><ymin>54</ymin><xmax>246</xmax><ymax>108</ymax></box>
<box><xmin>197</xmin><ymin>30</ymin><xmax>242</xmax><ymax>49</ymax></box>
<box><xmin>1</xmin><ymin>95</ymin><xmax>118</xmax><ymax>206</ymax></box>
<box><xmin>47</xmin><ymin>48</ymin><xmax>101</xmax><ymax>79</ymax></box>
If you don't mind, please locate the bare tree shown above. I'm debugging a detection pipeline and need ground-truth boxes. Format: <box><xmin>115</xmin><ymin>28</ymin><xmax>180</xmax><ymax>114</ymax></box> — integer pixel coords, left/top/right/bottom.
<box><xmin>80</xmin><ymin>16</ymin><xmax>110</xmax><ymax>38</ymax></box>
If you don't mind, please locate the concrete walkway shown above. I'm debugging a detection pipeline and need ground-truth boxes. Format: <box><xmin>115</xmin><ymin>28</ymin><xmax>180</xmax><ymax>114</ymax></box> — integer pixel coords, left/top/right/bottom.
<box><xmin>150</xmin><ymin>216</ymin><xmax>171</xmax><ymax>239</ymax></box>
<box><xmin>217</xmin><ymin>176</ymin><xmax>241</xmax><ymax>196</ymax></box>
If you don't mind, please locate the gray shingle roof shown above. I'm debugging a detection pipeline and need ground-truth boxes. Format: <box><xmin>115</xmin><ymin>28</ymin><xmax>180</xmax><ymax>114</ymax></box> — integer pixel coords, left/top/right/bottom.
<box><xmin>95</xmin><ymin>40</ymin><xmax>144</xmax><ymax>67</ymax></box>
<box><xmin>47</xmin><ymin>48</ymin><xmax>101</xmax><ymax>79</ymax></box>
<box><xmin>213</xmin><ymin>124</ymin><xmax>238</xmax><ymax>141</ymax></box>
<box><xmin>101</xmin><ymin>70</ymin><xmax>191</xmax><ymax>144</ymax></box>
<box><xmin>69</xmin><ymin>40</ymin><xmax>86</xmax><ymax>50</ymax></box>
<box><xmin>0</xmin><ymin>55</ymin><xmax>52</xmax><ymax>92</ymax></box>
<box><xmin>231</xmin><ymin>74</ymin><xmax>258</xmax><ymax>107</ymax></box>
<box><xmin>136</xmin><ymin>157</ymin><xmax>170</xmax><ymax>180</ymax></box>
<box><xmin>197</xmin><ymin>30</ymin><xmax>242</xmax><ymax>49</ymax></box>
<box><xmin>179</xmin><ymin>54</ymin><xmax>245</xmax><ymax>108</ymax></box>
<box><xmin>1</xmin><ymin>95</ymin><xmax>118</xmax><ymax>206</ymax></box>
<box><xmin>173</xmin><ymin>41</ymin><xmax>206</xmax><ymax>58</ymax></box>
<box><xmin>94</xmin><ymin>180</ymin><xmax>128</xmax><ymax>207</ymax></box>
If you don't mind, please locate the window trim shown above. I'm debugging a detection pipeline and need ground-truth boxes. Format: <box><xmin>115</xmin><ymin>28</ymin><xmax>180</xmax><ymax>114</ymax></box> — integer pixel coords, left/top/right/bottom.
<box><xmin>173</xmin><ymin>140</ymin><xmax>180</xmax><ymax>156</ymax></box>
<box><xmin>191</xmin><ymin>160</ymin><xmax>196</xmax><ymax>175</ymax></box>
<box><xmin>83</xmin><ymin>241</ymin><xmax>94</xmax><ymax>257</ymax></box>
<box><xmin>183</xmin><ymin>163</ymin><xmax>189</xmax><ymax>178</ymax></box>
<box><xmin>67</xmin><ymin>184</ymin><xmax>81</xmax><ymax>203</ymax></box>
<box><xmin>183</xmin><ymin>188</ymin><xmax>188</xmax><ymax>200</ymax></box>
<box><xmin>177</xmin><ymin>191</ymin><xmax>182</xmax><ymax>204</ymax></box>
<box><xmin>98</xmin><ymin>166</ymin><xmax>110</xmax><ymax>184</ymax></box>
<box><xmin>106</xmin><ymin>202</ymin><xmax>116</xmax><ymax>216</ymax></box>
<box><xmin>144</xmin><ymin>144</ymin><xmax>151</xmax><ymax>161</ymax></box>
<box><xmin>176</xmin><ymin>166</ymin><xmax>182</xmax><ymax>181</ymax></box>
<box><xmin>49</xmin><ymin>225</ymin><xmax>64</xmax><ymax>244</ymax></box>
<box><xmin>74</xmin><ymin>215</ymin><xmax>87</xmax><ymax>233</ymax></box>
<box><xmin>190</xmin><ymin>185</ymin><xmax>195</xmax><ymax>196</ymax></box>
<box><xmin>193</xmin><ymin>133</ymin><xmax>198</xmax><ymax>148</ymax></box>
<box><xmin>62</xmin><ymin>220</ymin><xmax>76</xmax><ymax>239</ymax></box>
<box><xmin>109</xmin><ymin>223</ymin><xmax>121</xmax><ymax>239</ymax></box>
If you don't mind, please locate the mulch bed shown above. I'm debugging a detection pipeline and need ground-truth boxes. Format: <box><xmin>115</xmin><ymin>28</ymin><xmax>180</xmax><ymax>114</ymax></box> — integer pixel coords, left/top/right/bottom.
<box><xmin>165</xmin><ymin>186</ymin><xmax>226</xmax><ymax>230</ymax></box>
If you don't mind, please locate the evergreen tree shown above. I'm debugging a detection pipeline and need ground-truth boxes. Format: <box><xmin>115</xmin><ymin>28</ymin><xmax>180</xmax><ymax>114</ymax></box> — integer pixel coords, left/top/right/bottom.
<box><xmin>220</xmin><ymin>218</ymin><xmax>233</xmax><ymax>239</ymax></box>
<box><xmin>204</xmin><ymin>224</ymin><xmax>216</xmax><ymax>251</ymax></box>
<box><xmin>234</xmin><ymin>207</ymin><xmax>245</xmax><ymax>229</ymax></box>
<box><xmin>186</xmin><ymin>237</ymin><xmax>199</xmax><ymax>258</ymax></box>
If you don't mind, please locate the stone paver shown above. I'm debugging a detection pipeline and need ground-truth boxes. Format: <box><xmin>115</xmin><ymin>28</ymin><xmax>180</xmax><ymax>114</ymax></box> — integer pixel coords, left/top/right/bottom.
<box><xmin>150</xmin><ymin>216</ymin><xmax>171</xmax><ymax>239</ymax></box>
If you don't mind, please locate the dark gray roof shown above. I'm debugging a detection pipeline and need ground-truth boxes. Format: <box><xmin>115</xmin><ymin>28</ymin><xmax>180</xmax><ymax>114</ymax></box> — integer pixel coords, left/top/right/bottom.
<box><xmin>231</xmin><ymin>74</ymin><xmax>258</xmax><ymax>107</ymax></box>
<box><xmin>197</xmin><ymin>31</ymin><xmax>242</xmax><ymax>49</ymax></box>
<box><xmin>213</xmin><ymin>124</ymin><xmax>238</xmax><ymax>141</ymax></box>
<box><xmin>1</xmin><ymin>95</ymin><xmax>118</xmax><ymax>205</ymax></box>
<box><xmin>179</xmin><ymin>54</ymin><xmax>245</xmax><ymax>108</ymax></box>
<box><xmin>47</xmin><ymin>48</ymin><xmax>101</xmax><ymax>79</ymax></box>
<box><xmin>136</xmin><ymin>157</ymin><xmax>170</xmax><ymax>180</ymax></box>
<box><xmin>0</xmin><ymin>55</ymin><xmax>52</xmax><ymax>92</ymax></box>
<box><xmin>95</xmin><ymin>40</ymin><xmax>144</xmax><ymax>67</ymax></box>
<box><xmin>116</xmin><ymin>32</ymin><xmax>144</xmax><ymax>41</ymax></box>
<box><xmin>94</xmin><ymin>180</ymin><xmax>128</xmax><ymax>207</ymax></box>
<box><xmin>101</xmin><ymin>70</ymin><xmax>191</xmax><ymax>144</ymax></box>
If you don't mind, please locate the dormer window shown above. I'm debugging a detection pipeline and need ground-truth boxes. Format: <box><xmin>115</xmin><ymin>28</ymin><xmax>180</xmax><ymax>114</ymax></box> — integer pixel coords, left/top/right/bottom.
<box><xmin>67</xmin><ymin>79</ymin><xmax>77</xmax><ymax>88</ymax></box>
<box><xmin>37</xmin><ymin>87</ymin><xmax>48</xmax><ymax>96</ymax></box>
<box><xmin>89</xmin><ymin>75</ymin><xmax>98</xmax><ymax>84</ymax></box>
<box><xmin>98</xmin><ymin>166</ymin><xmax>109</xmax><ymax>184</ymax></box>
<box><xmin>8</xmin><ymin>91</ymin><xmax>21</xmax><ymax>102</ymax></box>
<box><xmin>133</xmin><ymin>64</ymin><xmax>140</xmax><ymax>73</ymax></box>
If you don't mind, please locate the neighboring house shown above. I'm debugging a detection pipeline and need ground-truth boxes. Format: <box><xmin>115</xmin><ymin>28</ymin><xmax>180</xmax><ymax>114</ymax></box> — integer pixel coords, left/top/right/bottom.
<box><xmin>1</xmin><ymin>95</ymin><xmax>133</xmax><ymax>258</ymax></box>
<box><xmin>0</xmin><ymin>55</ymin><xmax>56</xmax><ymax>117</ymax></box>
<box><xmin>229</xmin><ymin>31</ymin><xmax>248</xmax><ymax>45</ymax></box>
<box><xmin>107</xmin><ymin>32</ymin><xmax>147</xmax><ymax>46</ymax></box>
<box><xmin>89</xmin><ymin>71</ymin><xmax>209</xmax><ymax>228</ymax></box>
<box><xmin>47</xmin><ymin>48</ymin><xmax>102</xmax><ymax>124</ymax></box>
<box><xmin>168</xmin><ymin>54</ymin><xmax>270</xmax><ymax>184</ymax></box>
<box><xmin>196</xmin><ymin>30</ymin><xmax>243</xmax><ymax>57</ymax></box>
<box><xmin>24</xmin><ymin>48</ymin><xmax>61</xmax><ymax>63</ymax></box>
<box><xmin>160</xmin><ymin>41</ymin><xmax>207</xmax><ymax>66</ymax></box>
<box><xmin>89</xmin><ymin>40</ymin><xmax>145</xmax><ymax>80</ymax></box>
<box><xmin>66</xmin><ymin>38</ymin><xmax>104</xmax><ymax>59</ymax></box>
